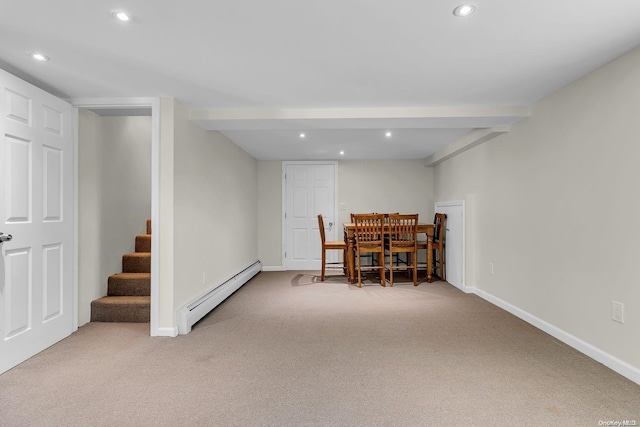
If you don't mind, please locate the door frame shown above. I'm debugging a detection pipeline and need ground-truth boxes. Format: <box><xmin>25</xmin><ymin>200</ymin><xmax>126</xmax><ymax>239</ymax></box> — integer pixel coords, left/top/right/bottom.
<box><xmin>281</xmin><ymin>161</ymin><xmax>338</xmax><ymax>270</ymax></box>
<box><xmin>434</xmin><ymin>200</ymin><xmax>465</xmax><ymax>290</ymax></box>
<box><xmin>71</xmin><ymin>97</ymin><xmax>162</xmax><ymax>336</ymax></box>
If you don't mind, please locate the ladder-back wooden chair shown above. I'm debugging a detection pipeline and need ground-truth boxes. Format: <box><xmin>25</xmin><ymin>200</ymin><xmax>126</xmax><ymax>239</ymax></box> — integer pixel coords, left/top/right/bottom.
<box><xmin>353</xmin><ymin>213</ymin><xmax>386</xmax><ymax>287</ymax></box>
<box><xmin>387</xmin><ymin>214</ymin><xmax>419</xmax><ymax>286</ymax></box>
<box><xmin>417</xmin><ymin>213</ymin><xmax>446</xmax><ymax>281</ymax></box>
<box><xmin>318</xmin><ymin>214</ymin><xmax>347</xmax><ymax>281</ymax></box>
<box><xmin>383</xmin><ymin>212</ymin><xmax>406</xmax><ymax>267</ymax></box>
<box><xmin>350</xmin><ymin>213</ymin><xmax>377</xmax><ymax>266</ymax></box>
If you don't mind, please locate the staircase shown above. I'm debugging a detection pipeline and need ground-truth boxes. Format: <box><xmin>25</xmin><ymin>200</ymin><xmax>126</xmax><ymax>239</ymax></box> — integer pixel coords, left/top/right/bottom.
<box><xmin>90</xmin><ymin>219</ymin><xmax>151</xmax><ymax>323</ymax></box>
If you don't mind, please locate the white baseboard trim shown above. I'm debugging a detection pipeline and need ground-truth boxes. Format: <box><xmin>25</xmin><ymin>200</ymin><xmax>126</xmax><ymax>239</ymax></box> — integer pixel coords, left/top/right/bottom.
<box><xmin>153</xmin><ymin>327</ymin><xmax>178</xmax><ymax>337</ymax></box>
<box><xmin>472</xmin><ymin>287</ymin><xmax>640</xmax><ymax>385</ymax></box>
<box><xmin>262</xmin><ymin>266</ymin><xmax>285</xmax><ymax>271</ymax></box>
<box><xmin>177</xmin><ymin>260</ymin><xmax>262</xmax><ymax>335</ymax></box>
<box><xmin>462</xmin><ymin>284</ymin><xmax>477</xmax><ymax>294</ymax></box>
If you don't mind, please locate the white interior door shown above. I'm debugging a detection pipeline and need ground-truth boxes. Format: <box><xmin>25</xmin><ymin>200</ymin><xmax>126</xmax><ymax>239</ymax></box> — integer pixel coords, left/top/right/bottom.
<box><xmin>284</xmin><ymin>162</ymin><xmax>337</xmax><ymax>270</ymax></box>
<box><xmin>0</xmin><ymin>69</ymin><xmax>75</xmax><ymax>374</ymax></box>
<box><xmin>435</xmin><ymin>201</ymin><xmax>464</xmax><ymax>290</ymax></box>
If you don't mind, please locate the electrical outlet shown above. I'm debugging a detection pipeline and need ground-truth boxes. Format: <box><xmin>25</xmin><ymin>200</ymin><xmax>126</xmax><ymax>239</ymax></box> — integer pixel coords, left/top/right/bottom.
<box><xmin>489</xmin><ymin>262</ymin><xmax>494</xmax><ymax>275</ymax></box>
<box><xmin>612</xmin><ymin>301</ymin><xmax>624</xmax><ymax>324</ymax></box>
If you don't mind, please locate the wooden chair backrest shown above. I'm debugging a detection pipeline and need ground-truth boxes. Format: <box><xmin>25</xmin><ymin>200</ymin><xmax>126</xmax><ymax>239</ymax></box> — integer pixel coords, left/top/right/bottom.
<box><xmin>434</xmin><ymin>213</ymin><xmax>447</xmax><ymax>243</ymax></box>
<box><xmin>384</xmin><ymin>212</ymin><xmax>399</xmax><ymax>223</ymax></box>
<box><xmin>388</xmin><ymin>214</ymin><xmax>418</xmax><ymax>247</ymax></box>
<box><xmin>317</xmin><ymin>214</ymin><xmax>326</xmax><ymax>244</ymax></box>
<box><xmin>353</xmin><ymin>213</ymin><xmax>385</xmax><ymax>247</ymax></box>
<box><xmin>351</xmin><ymin>212</ymin><xmax>377</xmax><ymax>222</ymax></box>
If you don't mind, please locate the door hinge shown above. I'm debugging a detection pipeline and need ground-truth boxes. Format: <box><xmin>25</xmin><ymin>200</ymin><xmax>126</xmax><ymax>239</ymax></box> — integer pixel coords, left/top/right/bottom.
<box><xmin>284</xmin><ymin>213</ymin><xmax>287</xmax><ymax>219</ymax></box>
<box><xmin>285</xmin><ymin>252</ymin><xmax>287</xmax><ymax>258</ymax></box>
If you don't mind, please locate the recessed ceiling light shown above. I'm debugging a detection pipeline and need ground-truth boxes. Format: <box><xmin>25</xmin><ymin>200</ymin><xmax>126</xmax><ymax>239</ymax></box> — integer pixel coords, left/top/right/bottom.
<box><xmin>453</xmin><ymin>4</ymin><xmax>476</xmax><ymax>17</ymax></box>
<box><xmin>385</xmin><ymin>131</ymin><xmax>392</xmax><ymax>138</ymax></box>
<box><xmin>299</xmin><ymin>132</ymin><xmax>306</xmax><ymax>138</ymax></box>
<box><xmin>339</xmin><ymin>150</ymin><xmax>345</xmax><ymax>156</ymax></box>
<box><xmin>30</xmin><ymin>52</ymin><xmax>49</xmax><ymax>62</ymax></box>
<box><xmin>112</xmin><ymin>10</ymin><xmax>132</xmax><ymax>22</ymax></box>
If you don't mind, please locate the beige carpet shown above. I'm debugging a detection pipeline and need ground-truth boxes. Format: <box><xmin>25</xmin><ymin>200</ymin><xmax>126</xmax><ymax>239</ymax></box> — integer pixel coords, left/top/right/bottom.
<box><xmin>1</xmin><ymin>271</ymin><xmax>639</xmax><ymax>426</ymax></box>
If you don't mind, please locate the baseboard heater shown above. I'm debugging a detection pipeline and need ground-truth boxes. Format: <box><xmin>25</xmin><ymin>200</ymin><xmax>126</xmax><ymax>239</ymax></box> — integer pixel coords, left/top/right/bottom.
<box><xmin>177</xmin><ymin>260</ymin><xmax>262</xmax><ymax>334</ymax></box>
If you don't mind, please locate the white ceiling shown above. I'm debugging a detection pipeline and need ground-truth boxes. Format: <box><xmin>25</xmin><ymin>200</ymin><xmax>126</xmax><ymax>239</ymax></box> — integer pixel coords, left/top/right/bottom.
<box><xmin>1</xmin><ymin>1</ymin><xmax>640</xmax><ymax>160</ymax></box>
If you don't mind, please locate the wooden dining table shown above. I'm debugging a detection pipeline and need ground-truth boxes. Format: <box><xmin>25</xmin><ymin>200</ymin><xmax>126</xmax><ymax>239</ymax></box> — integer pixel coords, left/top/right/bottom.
<box><xmin>342</xmin><ymin>222</ymin><xmax>435</xmax><ymax>284</ymax></box>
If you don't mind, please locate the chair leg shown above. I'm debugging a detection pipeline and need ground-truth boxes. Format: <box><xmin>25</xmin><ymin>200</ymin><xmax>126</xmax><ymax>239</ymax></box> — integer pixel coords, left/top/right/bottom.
<box><xmin>433</xmin><ymin>247</ymin><xmax>445</xmax><ymax>281</ymax></box>
<box><xmin>356</xmin><ymin>252</ymin><xmax>362</xmax><ymax>288</ymax></box>
<box><xmin>389</xmin><ymin>252</ymin><xmax>394</xmax><ymax>287</ymax></box>
<box><xmin>379</xmin><ymin>251</ymin><xmax>386</xmax><ymax>287</ymax></box>
<box><xmin>412</xmin><ymin>252</ymin><xmax>418</xmax><ymax>286</ymax></box>
<box><xmin>343</xmin><ymin>249</ymin><xmax>347</xmax><ymax>275</ymax></box>
<box><xmin>321</xmin><ymin>249</ymin><xmax>326</xmax><ymax>281</ymax></box>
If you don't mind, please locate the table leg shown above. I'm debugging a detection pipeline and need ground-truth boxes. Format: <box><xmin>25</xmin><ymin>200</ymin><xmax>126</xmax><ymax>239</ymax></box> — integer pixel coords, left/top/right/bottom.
<box><xmin>345</xmin><ymin>230</ymin><xmax>356</xmax><ymax>283</ymax></box>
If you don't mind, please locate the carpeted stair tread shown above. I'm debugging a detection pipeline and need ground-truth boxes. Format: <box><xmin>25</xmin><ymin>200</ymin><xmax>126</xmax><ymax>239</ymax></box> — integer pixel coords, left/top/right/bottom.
<box><xmin>90</xmin><ymin>219</ymin><xmax>152</xmax><ymax>323</ymax></box>
<box><xmin>91</xmin><ymin>296</ymin><xmax>150</xmax><ymax>322</ymax></box>
<box><xmin>108</xmin><ymin>273</ymin><xmax>150</xmax><ymax>296</ymax></box>
<box><xmin>122</xmin><ymin>252</ymin><xmax>151</xmax><ymax>273</ymax></box>
<box><xmin>135</xmin><ymin>234</ymin><xmax>151</xmax><ymax>252</ymax></box>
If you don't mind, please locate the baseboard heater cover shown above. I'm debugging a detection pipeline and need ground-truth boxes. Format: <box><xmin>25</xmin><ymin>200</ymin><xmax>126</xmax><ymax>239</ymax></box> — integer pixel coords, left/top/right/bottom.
<box><xmin>177</xmin><ymin>260</ymin><xmax>262</xmax><ymax>335</ymax></box>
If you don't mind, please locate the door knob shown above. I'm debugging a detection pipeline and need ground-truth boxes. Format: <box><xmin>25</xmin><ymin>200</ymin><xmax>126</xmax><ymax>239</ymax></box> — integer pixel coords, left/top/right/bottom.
<box><xmin>0</xmin><ymin>233</ymin><xmax>12</xmax><ymax>242</ymax></box>
<box><xmin>328</xmin><ymin>222</ymin><xmax>333</xmax><ymax>231</ymax></box>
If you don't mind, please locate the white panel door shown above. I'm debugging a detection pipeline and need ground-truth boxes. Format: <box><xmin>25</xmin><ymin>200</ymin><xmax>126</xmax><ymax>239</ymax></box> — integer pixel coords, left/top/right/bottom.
<box><xmin>435</xmin><ymin>201</ymin><xmax>464</xmax><ymax>290</ymax></box>
<box><xmin>0</xmin><ymin>69</ymin><xmax>75</xmax><ymax>374</ymax></box>
<box><xmin>284</xmin><ymin>163</ymin><xmax>336</xmax><ymax>270</ymax></box>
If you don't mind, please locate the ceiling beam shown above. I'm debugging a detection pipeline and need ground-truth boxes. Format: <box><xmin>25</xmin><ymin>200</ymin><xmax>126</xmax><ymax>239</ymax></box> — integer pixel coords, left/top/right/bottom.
<box><xmin>424</xmin><ymin>126</ymin><xmax>510</xmax><ymax>166</ymax></box>
<box><xmin>190</xmin><ymin>106</ymin><xmax>530</xmax><ymax>131</ymax></box>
